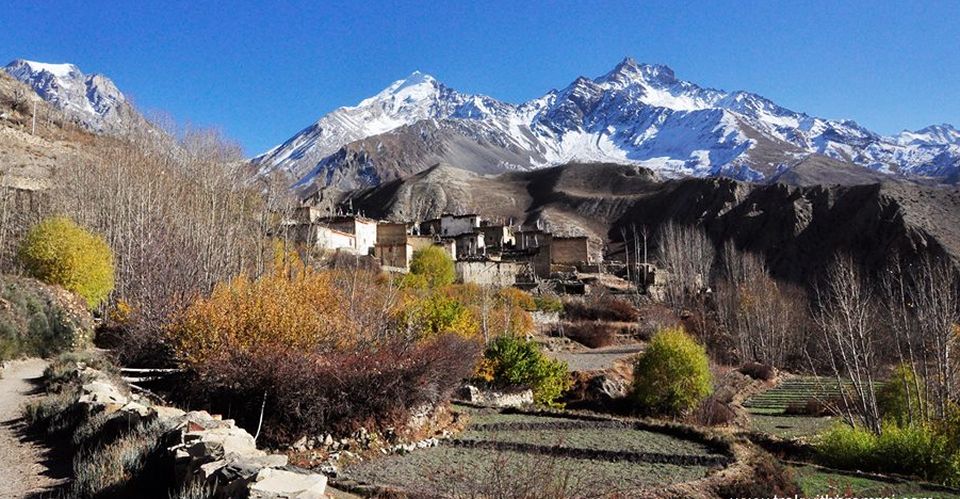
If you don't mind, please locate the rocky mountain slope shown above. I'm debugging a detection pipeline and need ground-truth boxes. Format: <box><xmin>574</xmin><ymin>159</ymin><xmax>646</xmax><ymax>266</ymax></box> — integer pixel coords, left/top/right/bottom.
<box><xmin>3</xmin><ymin>59</ymin><xmax>143</xmax><ymax>135</ymax></box>
<box><xmin>342</xmin><ymin>162</ymin><xmax>960</xmax><ymax>283</ymax></box>
<box><xmin>256</xmin><ymin>58</ymin><xmax>959</xmax><ymax>191</ymax></box>
<box><xmin>0</xmin><ymin>70</ymin><xmax>103</xmax><ymax>188</ymax></box>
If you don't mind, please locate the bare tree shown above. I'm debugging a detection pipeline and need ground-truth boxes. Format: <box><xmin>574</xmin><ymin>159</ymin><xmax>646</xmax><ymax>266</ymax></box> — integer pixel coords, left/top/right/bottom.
<box><xmin>51</xmin><ymin>121</ymin><xmax>269</xmax><ymax>363</ymax></box>
<box><xmin>881</xmin><ymin>254</ymin><xmax>960</xmax><ymax>420</ymax></box>
<box><xmin>813</xmin><ymin>254</ymin><xmax>882</xmax><ymax>432</ymax></box>
<box><xmin>656</xmin><ymin>221</ymin><xmax>715</xmax><ymax>310</ymax></box>
<box><xmin>716</xmin><ymin>241</ymin><xmax>807</xmax><ymax>368</ymax></box>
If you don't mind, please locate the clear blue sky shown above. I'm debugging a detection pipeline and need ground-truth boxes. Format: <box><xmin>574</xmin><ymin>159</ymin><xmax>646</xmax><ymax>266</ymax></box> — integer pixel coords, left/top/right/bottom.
<box><xmin>2</xmin><ymin>0</ymin><xmax>957</xmax><ymax>156</ymax></box>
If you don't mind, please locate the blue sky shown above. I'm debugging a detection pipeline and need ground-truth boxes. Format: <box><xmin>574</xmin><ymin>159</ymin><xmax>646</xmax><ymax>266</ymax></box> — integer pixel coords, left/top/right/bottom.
<box><xmin>1</xmin><ymin>1</ymin><xmax>957</xmax><ymax>156</ymax></box>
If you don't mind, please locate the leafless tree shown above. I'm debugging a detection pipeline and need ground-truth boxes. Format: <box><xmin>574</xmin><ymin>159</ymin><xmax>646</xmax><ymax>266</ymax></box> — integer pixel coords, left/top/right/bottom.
<box><xmin>50</xmin><ymin>121</ymin><xmax>272</xmax><ymax>362</ymax></box>
<box><xmin>716</xmin><ymin>241</ymin><xmax>807</xmax><ymax>368</ymax></box>
<box><xmin>881</xmin><ymin>254</ymin><xmax>960</xmax><ymax>420</ymax></box>
<box><xmin>812</xmin><ymin>254</ymin><xmax>882</xmax><ymax>432</ymax></box>
<box><xmin>656</xmin><ymin>221</ymin><xmax>715</xmax><ymax>311</ymax></box>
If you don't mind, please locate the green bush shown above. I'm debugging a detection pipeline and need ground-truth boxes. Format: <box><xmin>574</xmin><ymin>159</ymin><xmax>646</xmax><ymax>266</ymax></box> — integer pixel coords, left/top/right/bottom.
<box><xmin>408</xmin><ymin>246</ymin><xmax>456</xmax><ymax>288</ymax></box>
<box><xmin>18</xmin><ymin>216</ymin><xmax>115</xmax><ymax>309</ymax></box>
<box><xmin>534</xmin><ymin>295</ymin><xmax>563</xmax><ymax>314</ymax></box>
<box><xmin>878</xmin><ymin>364</ymin><xmax>925</xmax><ymax>426</ymax></box>
<box><xmin>815</xmin><ymin>423</ymin><xmax>878</xmax><ymax>470</ymax></box>
<box><xmin>480</xmin><ymin>335</ymin><xmax>572</xmax><ymax>407</ymax></box>
<box><xmin>816</xmin><ymin>422</ymin><xmax>960</xmax><ymax>485</ymax></box>
<box><xmin>631</xmin><ymin>327</ymin><xmax>712</xmax><ymax>416</ymax></box>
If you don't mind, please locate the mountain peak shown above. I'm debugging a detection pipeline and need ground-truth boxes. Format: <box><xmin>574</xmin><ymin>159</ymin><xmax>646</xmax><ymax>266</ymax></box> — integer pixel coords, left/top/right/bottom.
<box><xmin>600</xmin><ymin>57</ymin><xmax>677</xmax><ymax>86</ymax></box>
<box><xmin>6</xmin><ymin>59</ymin><xmax>82</xmax><ymax>79</ymax></box>
<box><xmin>3</xmin><ymin>58</ymin><xmax>135</xmax><ymax>134</ymax></box>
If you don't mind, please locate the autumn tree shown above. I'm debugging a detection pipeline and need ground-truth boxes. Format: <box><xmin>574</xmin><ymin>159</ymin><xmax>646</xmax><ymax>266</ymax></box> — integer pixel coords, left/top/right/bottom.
<box><xmin>881</xmin><ymin>254</ymin><xmax>960</xmax><ymax>420</ymax></box>
<box><xmin>632</xmin><ymin>327</ymin><xmax>712</xmax><ymax>416</ymax></box>
<box><xmin>19</xmin><ymin>217</ymin><xmax>115</xmax><ymax>308</ymax></box>
<box><xmin>409</xmin><ymin>246</ymin><xmax>456</xmax><ymax>288</ymax></box>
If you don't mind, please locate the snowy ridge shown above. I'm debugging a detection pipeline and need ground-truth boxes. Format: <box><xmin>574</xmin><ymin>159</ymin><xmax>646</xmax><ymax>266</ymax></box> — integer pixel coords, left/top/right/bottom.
<box><xmin>257</xmin><ymin>58</ymin><xmax>954</xmax><ymax>187</ymax></box>
<box><xmin>3</xmin><ymin>59</ymin><xmax>134</xmax><ymax>134</ymax></box>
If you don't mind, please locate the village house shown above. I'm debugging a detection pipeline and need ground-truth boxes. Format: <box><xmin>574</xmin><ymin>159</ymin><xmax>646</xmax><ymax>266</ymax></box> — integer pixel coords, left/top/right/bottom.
<box><xmin>479</xmin><ymin>222</ymin><xmax>516</xmax><ymax>252</ymax></box>
<box><xmin>421</xmin><ymin>214</ymin><xmax>482</xmax><ymax>238</ymax></box>
<box><xmin>289</xmin><ymin>208</ymin><xmax>378</xmax><ymax>255</ymax></box>
<box><xmin>551</xmin><ymin>236</ymin><xmax>591</xmax><ymax>265</ymax></box>
<box><xmin>455</xmin><ymin>231</ymin><xmax>485</xmax><ymax>259</ymax></box>
<box><xmin>374</xmin><ymin>222</ymin><xmax>456</xmax><ymax>270</ymax></box>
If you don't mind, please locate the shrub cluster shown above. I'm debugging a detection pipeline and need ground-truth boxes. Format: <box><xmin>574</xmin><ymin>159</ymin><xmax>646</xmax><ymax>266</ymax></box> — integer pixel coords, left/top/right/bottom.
<box><xmin>23</xmin><ymin>353</ymin><xmax>174</xmax><ymax>498</ymax></box>
<box><xmin>739</xmin><ymin>361</ymin><xmax>776</xmax><ymax>381</ymax></box>
<box><xmin>816</xmin><ymin>422</ymin><xmax>960</xmax><ymax>485</ymax></box>
<box><xmin>533</xmin><ymin>294</ymin><xmax>563</xmax><ymax>314</ymax></box>
<box><xmin>632</xmin><ymin>327</ymin><xmax>712</xmax><ymax>416</ymax></box>
<box><xmin>563</xmin><ymin>296</ymin><xmax>639</xmax><ymax>322</ymax></box>
<box><xmin>478</xmin><ymin>334</ymin><xmax>573</xmax><ymax>408</ymax></box>
<box><xmin>186</xmin><ymin>334</ymin><xmax>479</xmax><ymax>444</ymax></box>
<box><xmin>18</xmin><ymin>217</ymin><xmax>115</xmax><ymax>309</ymax></box>
<box><xmin>0</xmin><ymin>275</ymin><xmax>93</xmax><ymax>362</ymax></box>
<box><xmin>877</xmin><ymin>364</ymin><xmax>926</xmax><ymax>426</ymax></box>
<box><xmin>171</xmin><ymin>263</ymin><xmax>490</xmax><ymax>443</ymax></box>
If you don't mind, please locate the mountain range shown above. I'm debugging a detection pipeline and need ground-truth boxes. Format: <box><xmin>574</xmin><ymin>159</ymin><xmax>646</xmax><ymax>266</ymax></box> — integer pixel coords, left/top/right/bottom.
<box><xmin>3</xmin><ymin>57</ymin><xmax>959</xmax><ymax>191</ymax></box>
<box><xmin>251</xmin><ymin>57</ymin><xmax>960</xmax><ymax>191</ymax></box>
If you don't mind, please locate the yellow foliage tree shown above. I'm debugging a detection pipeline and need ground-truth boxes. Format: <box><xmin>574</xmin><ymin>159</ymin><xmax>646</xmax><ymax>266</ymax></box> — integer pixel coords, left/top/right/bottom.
<box><xmin>18</xmin><ymin>217</ymin><xmax>115</xmax><ymax>309</ymax></box>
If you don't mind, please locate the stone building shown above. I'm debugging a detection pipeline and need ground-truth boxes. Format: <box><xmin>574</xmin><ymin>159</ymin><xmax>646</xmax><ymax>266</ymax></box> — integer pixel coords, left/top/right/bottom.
<box><xmin>322</xmin><ymin>216</ymin><xmax>378</xmax><ymax>255</ymax></box>
<box><xmin>479</xmin><ymin>223</ymin><xmax>516</xmax><ymax>252</ymax></box>
<box><xmin>290</xmin><ymin>212</ymin><xmax>378</xmax><ymax>255</ymax></box>
<box><xmin>455</xmin><ymin>261</ymin><xmax>521</xmax><ymax>287</ymax></box>
<box><xmin>455</xmin><ymin>231</ymin><xmax>485</xmax><ymax>259</ymax></box>
<box><xmin>551</xmin><ymin>236</ymin><xmax>591</xmax><ymax>265</ymax></box>
<box><xmin>422</xmin><ymin>214</ymin><xmax>482</xmax><ymax>238</ymax></box>
<box><xmin>374</xmin><ymin>222</ymin><xmax>456</xmax><ymax>270</ymax></box>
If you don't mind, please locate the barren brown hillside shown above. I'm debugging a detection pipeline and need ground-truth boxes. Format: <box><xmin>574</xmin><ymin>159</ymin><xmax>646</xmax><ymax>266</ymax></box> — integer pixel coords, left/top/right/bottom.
<box><xmin>343</xmin><ymin>162</ymin><xmax>960</xmax><ymax>284</ymax></box>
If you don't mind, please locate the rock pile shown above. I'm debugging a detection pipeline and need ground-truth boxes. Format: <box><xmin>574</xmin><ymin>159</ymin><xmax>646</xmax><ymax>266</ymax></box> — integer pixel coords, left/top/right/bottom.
<box><xmin>457</xmin><ymin>384</ymin><xmax>534</xmax><ymax>407</ymax></box>
<box><xmin>74</xmin><ymin>366</ymin><xmax>328</xmax><ymax>498</ymax></box>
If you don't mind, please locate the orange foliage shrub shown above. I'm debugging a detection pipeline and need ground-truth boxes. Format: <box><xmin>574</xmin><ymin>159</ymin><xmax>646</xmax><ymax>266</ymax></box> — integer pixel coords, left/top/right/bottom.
<box><xmin>170</xmin><ymin>264</ymin><xmax>482</xmax><ymax>442</ymax></box>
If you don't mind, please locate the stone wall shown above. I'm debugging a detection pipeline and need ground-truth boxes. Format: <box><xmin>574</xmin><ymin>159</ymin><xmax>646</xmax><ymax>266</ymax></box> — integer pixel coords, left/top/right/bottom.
<box><xmin>70</xmin><ymin>365</ymin><xmax>328</xmax><ymax>498</ymax></box>
<box><xmin>551</xmin><ymin>236</ymin><xmax>590</xmax><ymax>265</ymax></box>
<box><xmin>376</xmin><ymin>222</ymin><xmax>409</xmax><ymax>246</ymax></box>
<box><xmin>455</xmin><ymin>260</ymin><xmax>520</xmax><ymax>286</ymax></box>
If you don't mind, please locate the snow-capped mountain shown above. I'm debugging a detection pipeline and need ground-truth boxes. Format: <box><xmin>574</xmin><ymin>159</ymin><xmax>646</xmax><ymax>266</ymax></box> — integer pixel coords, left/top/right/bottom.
<box><xmin>3</xmin><ymin>59</ymin><xmax>139</xmax><ymax>134</ymax></box>
<box><xmin>259</xmin><ymin>57</ymin><xmax>958</xmax><ymax>189</ymax></box>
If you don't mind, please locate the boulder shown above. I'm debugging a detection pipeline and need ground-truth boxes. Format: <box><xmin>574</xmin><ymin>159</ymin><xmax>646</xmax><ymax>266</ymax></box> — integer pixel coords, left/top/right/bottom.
<box><xmin>587</xmin><ymin>374</ymin><xmax>628</xmax><ymax>402</ymax></box>
<box><xmin>248</xmin><ymin>468</ymin><xmax>327</xmax><ymax>498</ymax></box>
<box><xmin>78</xmin><ymin>380</ymin><xmax>129</xmax><ymax>407</ymax></box>
<box><xmin>184</xmin><ymin>426</ymin><xmax>263</xmax><ymax>459</ymax></box>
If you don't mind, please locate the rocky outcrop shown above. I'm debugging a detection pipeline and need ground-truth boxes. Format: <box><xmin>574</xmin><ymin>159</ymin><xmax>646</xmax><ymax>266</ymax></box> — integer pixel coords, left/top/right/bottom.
<box><xmin>73</xmin><ymin>365</ymin><xmax>328</xmax><ymax>498</ymax></box>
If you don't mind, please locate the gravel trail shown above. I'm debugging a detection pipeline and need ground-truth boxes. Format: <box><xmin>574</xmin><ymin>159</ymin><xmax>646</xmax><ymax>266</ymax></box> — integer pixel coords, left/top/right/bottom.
<box><xmin>0</xmin><ymin>358</ymin><xmax>65</xmax><ymax>499</ymax></box>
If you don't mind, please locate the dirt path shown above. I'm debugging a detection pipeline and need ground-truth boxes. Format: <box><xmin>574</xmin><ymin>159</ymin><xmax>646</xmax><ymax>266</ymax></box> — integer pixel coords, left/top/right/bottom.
<box><xmin>548</xmin><ymin>344</ymin><xmax>645</xmax><ymax>372</ymax></box>
<box><xmin>0</xmin><ymin>358</ymin><xmax>65</xmax><ymax>499</ymax></box>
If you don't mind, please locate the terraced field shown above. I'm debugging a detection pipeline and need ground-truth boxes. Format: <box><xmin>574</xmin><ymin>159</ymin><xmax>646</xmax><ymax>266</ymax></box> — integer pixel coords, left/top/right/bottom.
<box><xmin>792</xmin><ymin>465</ymin><xmax>960</xmax><ymax>498</ymax></box>
<box><xmin>743</xmin><ymin>376</ymin><xmax>856</xmax><ymax>415</ymax></box>
<box><xmin>749</xmin><ymin>414</ymin><xmax>836</xmax><ymax>439</ymax></box>
<box><xmin>341</xmin><ymin>407</ymin><xmax>731</xmax><ymax>496</ymax></box>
